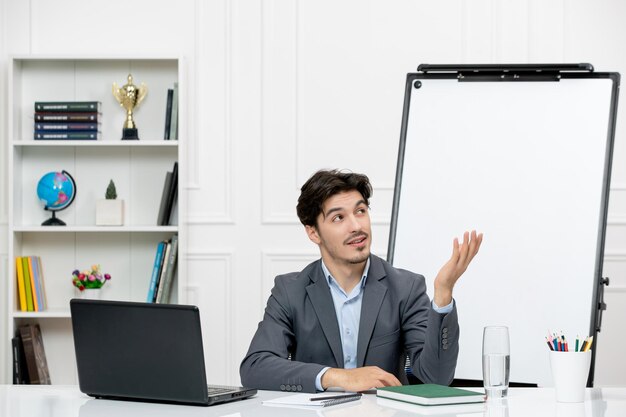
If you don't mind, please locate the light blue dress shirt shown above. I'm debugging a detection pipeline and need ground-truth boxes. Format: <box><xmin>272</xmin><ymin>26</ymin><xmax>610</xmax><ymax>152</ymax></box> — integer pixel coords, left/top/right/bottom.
<box><xmin>314</xmin><ymin>259</ymin><xmax>453</xmax><ymax>391</ymax></box>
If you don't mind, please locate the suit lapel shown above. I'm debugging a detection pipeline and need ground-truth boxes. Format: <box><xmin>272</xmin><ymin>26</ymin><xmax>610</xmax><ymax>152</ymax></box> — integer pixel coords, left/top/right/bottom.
<box><xmin>356</xmin><ymin>256</ymin><xmax>387</xmax><ymax>367</ymax></box>
<box><xmin>305</xmin><ymin>263</ymin><xmax>344</xmax><ymax>367</ymax></box>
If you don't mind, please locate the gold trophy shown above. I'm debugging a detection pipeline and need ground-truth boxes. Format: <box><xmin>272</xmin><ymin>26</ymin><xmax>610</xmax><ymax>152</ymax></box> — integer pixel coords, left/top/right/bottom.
<box><xmin>112</xmin><ymin>74</ymin><xmax>148</xmax><ymax>140</ymax></box>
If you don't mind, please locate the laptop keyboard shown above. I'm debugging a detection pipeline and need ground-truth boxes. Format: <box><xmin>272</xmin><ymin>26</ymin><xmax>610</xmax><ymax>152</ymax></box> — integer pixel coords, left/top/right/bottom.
<box><xmin>207</xmin><ymin>385</ymin><xmax>237</xmax><ymax>395</ymax></box>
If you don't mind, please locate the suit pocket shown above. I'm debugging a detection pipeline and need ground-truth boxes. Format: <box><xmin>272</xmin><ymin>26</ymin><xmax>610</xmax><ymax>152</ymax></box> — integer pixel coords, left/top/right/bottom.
<box><xmin>369</xmin><ymin>328</ymin><xmax>400</xmax><ymax>349</ymax></box>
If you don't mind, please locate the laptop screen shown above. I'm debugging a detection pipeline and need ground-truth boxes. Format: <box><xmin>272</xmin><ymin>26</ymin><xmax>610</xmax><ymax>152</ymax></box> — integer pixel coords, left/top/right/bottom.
<box><xmin>70</xmin><ymin>299</ymin><xmax>209</xmax><ymax>405</ymax></box>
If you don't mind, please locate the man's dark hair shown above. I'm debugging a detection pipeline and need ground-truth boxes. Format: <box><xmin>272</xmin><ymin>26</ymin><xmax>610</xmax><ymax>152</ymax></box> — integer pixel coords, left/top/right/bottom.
<box><xmin>296</xmin><ymin>169</ymin><xmax>372</xmax><ymax>227</ymax></box>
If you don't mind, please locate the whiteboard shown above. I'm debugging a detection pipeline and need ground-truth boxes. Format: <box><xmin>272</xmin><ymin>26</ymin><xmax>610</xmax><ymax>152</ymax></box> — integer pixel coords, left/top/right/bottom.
<box><xmin>389</xmin><ymin>67</ymin><xmax>619</xmax><ymax>387</ymax></box>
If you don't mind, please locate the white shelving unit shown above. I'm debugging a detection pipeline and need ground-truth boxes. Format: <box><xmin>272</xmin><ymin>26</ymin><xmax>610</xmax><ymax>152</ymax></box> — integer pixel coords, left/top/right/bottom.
<box><xmin>6</xmin><ymin>56</ymin><xmax>186</xmax><ymax>384</ymax></box>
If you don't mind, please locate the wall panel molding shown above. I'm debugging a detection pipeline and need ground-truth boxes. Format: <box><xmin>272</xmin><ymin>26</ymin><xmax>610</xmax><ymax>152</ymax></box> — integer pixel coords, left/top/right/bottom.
<box><xmin>261</xmin><ymin>251</ymin><xmax>317</xmax><ymax>306</ymax></box>
<box><xmin>186</xmin><ymin>0</ymin><xmax>234</xmax><ymax>223</ymax></box>
<box><xmin>604</xmin><ymin>252</ymin><xmax>626</xmax><ymax>262</ymax></box>
<box><xmin>608</xmin><ymin>216</ymin><xmax>626</xmax><ymax>225</ymax></box>
<box><xmin>185</xmin><ymin>251</ymin><xmax>235</xmax><ymax>384</ymax></box>
<box><xmin>260</xmin><ymin>0</ymin><xmax>299</xmax><ymax>225</ymax></box>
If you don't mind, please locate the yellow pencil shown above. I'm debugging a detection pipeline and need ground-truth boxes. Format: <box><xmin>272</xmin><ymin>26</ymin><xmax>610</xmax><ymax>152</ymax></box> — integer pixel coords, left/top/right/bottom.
<box><xmin>583</xmin><ymin>336</ymin><xmax>594</xmax><ymax>352</ymax></box>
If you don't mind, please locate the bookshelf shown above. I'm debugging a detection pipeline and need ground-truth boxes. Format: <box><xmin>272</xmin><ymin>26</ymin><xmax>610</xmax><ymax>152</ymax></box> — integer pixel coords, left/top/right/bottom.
<box><xmin>6</xmin><ymin>56</ymin><xmax>186</xmax><ymax>384</ymax></box>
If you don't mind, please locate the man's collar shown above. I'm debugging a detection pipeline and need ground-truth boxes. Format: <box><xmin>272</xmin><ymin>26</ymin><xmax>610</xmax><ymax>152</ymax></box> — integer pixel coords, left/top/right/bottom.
<box><xmin>320</xmin><ymin>257</ymin><xmax>370</xmax><ymax>289</ymax></box>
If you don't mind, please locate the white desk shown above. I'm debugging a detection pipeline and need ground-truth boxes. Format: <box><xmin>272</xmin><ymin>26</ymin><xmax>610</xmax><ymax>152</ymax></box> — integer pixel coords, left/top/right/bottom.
<box><xmin>2</xmin><ymin>386</ymin><xmax>626</xmax><ymax>417</ymax></box>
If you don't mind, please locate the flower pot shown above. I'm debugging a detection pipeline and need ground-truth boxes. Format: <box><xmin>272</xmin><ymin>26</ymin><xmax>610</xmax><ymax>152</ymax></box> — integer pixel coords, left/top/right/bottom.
<box><xmin>79</xmin><ymin>288</ymin><xmax>101</xmax><ymax>300</ymax></box>
<box><xmin>96</xmin><ymin>199</ymin><xmax>124</xmax><ymax>226</ymax></box>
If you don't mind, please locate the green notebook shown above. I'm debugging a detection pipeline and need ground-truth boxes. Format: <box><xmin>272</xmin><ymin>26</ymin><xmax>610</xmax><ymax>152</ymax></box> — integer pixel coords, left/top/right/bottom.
<box><xmin>377</xmin><ymin>384</ymin><xmax>485</xmax><ymax>406</ymax></box>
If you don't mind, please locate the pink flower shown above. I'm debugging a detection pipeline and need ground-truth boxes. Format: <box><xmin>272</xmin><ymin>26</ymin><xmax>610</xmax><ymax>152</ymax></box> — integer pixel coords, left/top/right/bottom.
<box><xmin>104</xmin><ymin>274</ymin><xmax>111</xmax><ymax>280</ymax></box>
<box><xmin>89</xmin><ymin>274</ymin><xmax>96</xmax><ymax>281</ymax></box>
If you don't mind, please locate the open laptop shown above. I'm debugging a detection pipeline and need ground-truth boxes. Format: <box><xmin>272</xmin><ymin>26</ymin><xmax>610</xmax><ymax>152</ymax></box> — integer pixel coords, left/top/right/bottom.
<box><xmin>70</xmin><ymin>299</ymin><xmax>257</xmax><ymax>406</ymax></box>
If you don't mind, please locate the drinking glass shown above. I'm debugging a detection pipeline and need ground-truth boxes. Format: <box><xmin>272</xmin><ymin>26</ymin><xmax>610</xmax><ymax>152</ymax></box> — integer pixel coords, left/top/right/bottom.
<box><xmin>482</xmin><ymin>326</ymin><xmax>510</xmax><ymax>399</ymax></box>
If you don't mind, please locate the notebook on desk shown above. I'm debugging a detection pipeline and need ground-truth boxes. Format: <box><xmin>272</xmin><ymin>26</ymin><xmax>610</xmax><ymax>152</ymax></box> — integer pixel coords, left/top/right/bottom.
<box><xmin>70</xmin><ymin>299</ymin><xmax>257</xmax><ymax>406</ymax></box>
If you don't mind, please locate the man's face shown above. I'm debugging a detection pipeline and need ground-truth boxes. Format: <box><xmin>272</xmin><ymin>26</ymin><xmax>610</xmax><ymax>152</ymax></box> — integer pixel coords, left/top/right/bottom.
<box><xmin>306</xmin><ymin>190</ymin><xmax>372</xmax><ymax>266</ymax></box>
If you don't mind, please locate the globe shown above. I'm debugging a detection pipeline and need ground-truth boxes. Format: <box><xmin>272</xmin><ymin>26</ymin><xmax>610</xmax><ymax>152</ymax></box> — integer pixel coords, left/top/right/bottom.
<box><xmin>36</xmin><ymin>170</ymin><xmax>77</xmax><ymax>226</ymax></box>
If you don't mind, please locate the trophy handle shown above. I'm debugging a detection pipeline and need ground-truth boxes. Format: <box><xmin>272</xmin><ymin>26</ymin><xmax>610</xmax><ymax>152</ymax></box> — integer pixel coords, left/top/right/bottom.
<box><xmin>136</xmin><ymin>83</ymin><xmax>148</xmax><ymax>107</ymax></box>
<box><xmin>112</xmin><ymin>83</ymin><xmax>124</xmax><ymax>105</ymax></box>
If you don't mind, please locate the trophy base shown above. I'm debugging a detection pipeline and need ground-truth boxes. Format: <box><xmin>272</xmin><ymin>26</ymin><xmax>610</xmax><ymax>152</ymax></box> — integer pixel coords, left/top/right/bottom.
<box><xmin>122</xmin><ymin>128</ymin><xmax>139</xmax><ymax>140</ymax></box>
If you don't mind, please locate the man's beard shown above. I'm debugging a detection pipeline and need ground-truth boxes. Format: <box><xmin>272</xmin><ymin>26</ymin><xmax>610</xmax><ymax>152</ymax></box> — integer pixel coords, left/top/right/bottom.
<box><xmin>348</xmin><ymin>247</ymin><xmax>369</xmax><ymax>264</ymax></box>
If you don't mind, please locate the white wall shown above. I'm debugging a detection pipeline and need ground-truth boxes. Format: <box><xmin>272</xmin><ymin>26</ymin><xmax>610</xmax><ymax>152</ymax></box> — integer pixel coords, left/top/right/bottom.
<box><xmin>1</xmin><ymin>0</ymin><xmax>625</xmax><ymax>386</ymax></box>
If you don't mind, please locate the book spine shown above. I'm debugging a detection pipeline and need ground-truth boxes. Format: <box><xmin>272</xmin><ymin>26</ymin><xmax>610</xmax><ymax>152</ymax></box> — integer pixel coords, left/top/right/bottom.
<box><xmin>34</xmin><ymin>131</ymin><xmax>100</xmax><ymax>140</ymax></box>
<box><xmin>158</xmin><ymin>234</ymin><xmax>179</xmax><ymax>304</ymax></box>
<box><xmin>167</xmin><ymin>172</ymin><xmax>179</xmax><ymax>225</ymax></box>
<box><xmin>35</xmin><ymin>122</ymin><xmax>100</xmax><ymax>131</ymax></box>
<box><xmin>163</xmin><ymin>162</ymin><xmax>178</xmax><ymax>225</ymax></box>
<box><xmin>34</xmin><ymin>101</ymin><xmax>102</xmax><ymax>112</ymax></box>
<box><xmin>154</xmin><ymin>241</ymin><xmax>172</xmax><ymax>303</ymax></box>
<box><xmin>32</xmin><ymin>324</ymin><xmax>51</xmax><ymax>384</ymax></box>
<box><xmin>19</xmin><ymin>325</ymin><xmax>39</xmax><ymax>384</ymax></box>
<box><xmin>15</xmin><ymin>257</ymin><xmax>27</xmax><ymax>312</ymax></box>
<box><xmin>21</xmin><ymin>257</ymin><xmax>34</xmax><ymax>312</ymax></box>
<box><xmin>30</xmin><ymin>256</ymin><xmax>45</xmax><ymax>311</ymax></box>
<box><xmin>164</xmin><ymin>88</ymin><xmax>173</xmax><ymax>139</ymax></box>
<box><xmin>157</xmin><ymin>171</ymin><xmax>173</xmax><ymax>226</ymax></box>
<box><xmin>12</xmin><ymin>337</ymin><xmax>21</xmax><ymax>384</ymax></box>
<box><xmin>35</xmin><ymin>257</ymin><xmax>48</xmax><ymax>310</ymax></box>
<box><xmin>146</xmin><ymin>241</ymin><xmax>166</xmax><ymax>302</ymax></box>
<box><xmin>14</xmin><ymin>333</ymin><xmax>29</xmax><ymax>383</ymax></box>
<box><xmin>34</xmin><ymin>112</ymin><xmax>101</xmax><ymax>122</ymax></box>
<box><xmin>27</xmin><ymin>257</ymin><xmax>40</xmax><ymax>312</ymax></box>
<box><xmin>169</xmin><ymin>82</ymin><xmax>179</xmax><ymax>140</ymax></box>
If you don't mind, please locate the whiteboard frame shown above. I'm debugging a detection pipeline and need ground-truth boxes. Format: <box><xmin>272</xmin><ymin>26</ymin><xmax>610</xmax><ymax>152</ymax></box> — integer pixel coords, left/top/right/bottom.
<box><xmin>388</xmin><ymin>64</ymin><xmax>620</xmax><ymax>387</ymax></box>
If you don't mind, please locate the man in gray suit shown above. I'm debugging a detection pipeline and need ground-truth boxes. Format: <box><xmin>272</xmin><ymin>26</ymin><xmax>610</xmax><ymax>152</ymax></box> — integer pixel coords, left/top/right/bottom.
<box><xmin>240</xmin><ymin>170</ymin><xmax>482</xmax><ymax>393</ymax></box>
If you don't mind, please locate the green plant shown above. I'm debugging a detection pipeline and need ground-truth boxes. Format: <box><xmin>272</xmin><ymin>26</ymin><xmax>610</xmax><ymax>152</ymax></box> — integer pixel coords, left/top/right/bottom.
<box><xmin>105</xmin><ymin>179</ymin><xmax>117</xmax><ymax>199</ymax></box>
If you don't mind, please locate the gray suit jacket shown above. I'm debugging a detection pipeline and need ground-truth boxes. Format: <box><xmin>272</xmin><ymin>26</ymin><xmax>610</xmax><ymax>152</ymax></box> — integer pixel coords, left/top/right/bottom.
<box><xmin>239</xmin><ymin>255</ymin><xmax>459</xmax><ymax>393</ymax></box>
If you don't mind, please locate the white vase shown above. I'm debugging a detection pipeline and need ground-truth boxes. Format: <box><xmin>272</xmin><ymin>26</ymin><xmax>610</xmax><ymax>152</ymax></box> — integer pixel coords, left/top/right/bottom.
<box><xmin>80</xmin><ymin>289</ymin><xmax>101</xmax><ymax>300</ymax></box>
<box><xmin>96</xmin><ymin>199</ymin><xmax>124</xmax><ymax>226</ymax></box>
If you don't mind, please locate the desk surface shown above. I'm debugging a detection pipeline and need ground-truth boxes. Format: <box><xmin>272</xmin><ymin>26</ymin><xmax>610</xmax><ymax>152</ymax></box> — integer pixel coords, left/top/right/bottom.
<box><xmin>2</xmin><ymin>386</ymin><xmax>625</xmax><ymax>417</ymax></box>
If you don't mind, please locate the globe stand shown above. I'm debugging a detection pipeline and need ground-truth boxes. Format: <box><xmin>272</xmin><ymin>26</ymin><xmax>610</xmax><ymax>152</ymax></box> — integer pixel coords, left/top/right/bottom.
<box><xmin>42</xmin><ymin>211</ymin><xmax>66</xmax><ymax>226</ymax></box>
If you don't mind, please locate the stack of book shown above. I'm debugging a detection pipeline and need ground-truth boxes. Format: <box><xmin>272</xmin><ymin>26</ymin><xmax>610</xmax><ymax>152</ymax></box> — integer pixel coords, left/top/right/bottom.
<box><xmin>164</xmin><ymin>83</ymin><xmax>179</xmax><ymax>140</ymax></box>
<box><xmin>34</xmin><ymin>101</ymin><xmax>102</xmax><ymax>140</ymax></box>
<box><xmin>146</xmin><ymin>234</ymin><xmax>179</xmax><ymax>304</ymax></box>
<box><xmin>15</xmin><ymin>256</ymin><xmax>47</xmax><ymax>312</ymax></box>
<box><xmin>12</xmin><ymin>324</ymin><xmax>51</xmax><ymax>384</ymax></box>
<box><xmin>157</xmin><ymin>161</ymin><xmax>178</xmax><ymax>226</ymax></box>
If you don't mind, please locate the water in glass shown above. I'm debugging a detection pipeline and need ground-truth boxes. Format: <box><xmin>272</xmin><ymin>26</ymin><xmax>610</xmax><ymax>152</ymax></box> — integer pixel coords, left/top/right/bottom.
<box><xmin>483</xmin><ymin>353</ymin><xmax>510</xmax><ymax>397</ymax></box>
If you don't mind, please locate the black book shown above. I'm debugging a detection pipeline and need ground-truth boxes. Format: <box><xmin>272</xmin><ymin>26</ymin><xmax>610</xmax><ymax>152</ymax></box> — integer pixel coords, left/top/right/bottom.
<box><xmin>164</xmin><ymin>89</ymin><xmax>173</xmax><ymax>140</ymax></box>
<box><xmin>164</xmin><ymin>162</ymin><xmax>178</xmax><ymax>225</ymax></box>
<box><xmin>35</xmin><ymin>112</ymin><xmax>101</xmax><ymax>122</ymax></box>
<box><xmin>157</xmin><ymin>171</ymin><xmax>173</xmax><ymax>226</ymax></box>
<box><xmin>12</xmin><ymin>335</ymin><xmax>29</xmax><ymax>384</ymax></box>
<box><xmin>35</xmin><ymin>122</ymin><xmax>101</xmax><ymax>131</ymax></box>
<box><xmin>34</xmin><ymin>101</ymin><xmax>102</xmax><ymax>112</ymax></box>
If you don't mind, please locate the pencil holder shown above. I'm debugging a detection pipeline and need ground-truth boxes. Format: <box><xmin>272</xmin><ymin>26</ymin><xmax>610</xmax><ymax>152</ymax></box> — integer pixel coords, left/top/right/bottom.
<box><xmin>549</xmin><ymin>350</ymin><xmax>591</xmax><ymax>403</ymax></box>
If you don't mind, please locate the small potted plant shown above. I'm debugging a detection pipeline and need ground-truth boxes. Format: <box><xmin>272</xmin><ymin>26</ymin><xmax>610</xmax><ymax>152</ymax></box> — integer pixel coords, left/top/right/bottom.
<box><xmin>72</xmin><ymin>264</ymin><xmax>112</xmax><ymax>299</ymax></box>
<box><xmin>96</xmin><ymin>179</ymin><xmax>124</xmax><ymax>225</ymax></box>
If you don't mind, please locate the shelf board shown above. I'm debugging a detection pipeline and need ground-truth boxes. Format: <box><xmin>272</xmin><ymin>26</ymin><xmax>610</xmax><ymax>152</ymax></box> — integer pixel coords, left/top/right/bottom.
<box><xmin>13</xmin><ymin>226</ymin><xmax>179</xmax><ymax>233</ymax></box>
<box><xmin>13</xmin><ymin>140</ymin><xmax>179</xmax><ymax>147</ymax></box>
<box><xmin>12</xmin><ymin>54</ymin><xmax>181</xmax><ymax>61</ymax></box>
<box><xmin>13</xmin><ymin>309</ymin><xmax>71</xmax><ymax>319</ymax></box>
